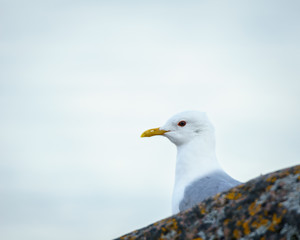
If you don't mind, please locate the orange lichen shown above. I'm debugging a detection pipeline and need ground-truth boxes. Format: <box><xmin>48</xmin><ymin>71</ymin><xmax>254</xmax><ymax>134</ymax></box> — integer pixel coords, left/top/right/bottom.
<box><xmin>192</xmin><ymin>238</ymin><xmax>203</xmax><ymax>240</ymax></box>
<box><xmin>277</xmin><ymin>169</ymin><xmax>291</xmax><ymax>178</ymax></box>
<box><xmin>268</xmin><ymin>213</ymin><xmax>282</xmax><ymax>231</ymax></box>
<box><xmin>251</xmin><ymin>215</ymin><xmax>269</xmax><ymax>229</ymax></box>
<box><xmin>223</xmin><ymin>218</ymin><xmax>230</xmax><ymax>226</ymax></box>
<box><xmin>213</xmin><ymin>193</ymin><xmax>221</xmax><ymax>200</ymax></box>
<box><xmin>242</xmin><ymin>220</ymin><xmax>251</xmax><ymax>235</ymax></box>
<box><xmin>159</xmin><ymin>218</ymin><xmax>182</xmax><ymax>238</ymax></box>
<box><xmin>266</xmin><ymin>185</ymin><xmax>273</xmax><ymax>191</ymax></box>
<box><xmin>260</xmin><ymin>237</ymin><xmax>266</xmax><ymax>240</ymax></box>
<box><xmin>121</xmin><ymin>236</ymin><xmax>136</xmax><ymax>240</ymax></box>
<box><xmin>282</xmin><ymin>209</ymin><xmax>287</xmax><ymax>215</ymax></box>
<box><xmin>199</xmin><ymin>206</ymin><xmax>206</xmax><ymax>214</ymax></box>
<box><xmin>233</xmin><ymin>229</ymin><xmax>242</xmax><ymax>239</ymax></box>
<box><xmin>248</xmin><ymin>202</ymin><xmax>261</xmax><ymax>216</ymax></box>
<box><xmin>266</xmin><ymin>176</ymin><xmax>277</xmax><ymax>183</ymax></box>
<box><xmin>169</xmin><ymin>219</ymin><xmax>180</xmax><ymax>233</ymax></box>
<box><xmin>172</xmin><ymin>218</ymin><xmax>179</xmax><ymax>230</ymax></box>
<box><xmin>225</xmin><ymin>191</ymin><xmax>242</xmax><ymax>200</ymax></box>
<box><xmin>236</xmin><ymin>220</ymin><xmax>242</xmax><ymax>226</ymax></box>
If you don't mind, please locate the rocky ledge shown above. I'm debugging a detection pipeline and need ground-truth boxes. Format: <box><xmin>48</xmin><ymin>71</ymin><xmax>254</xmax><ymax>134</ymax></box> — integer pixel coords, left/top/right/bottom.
<box><xmin>116</xmin><ymin>165</ymin><xmax>300</xmax><ymax>240</ymax></box>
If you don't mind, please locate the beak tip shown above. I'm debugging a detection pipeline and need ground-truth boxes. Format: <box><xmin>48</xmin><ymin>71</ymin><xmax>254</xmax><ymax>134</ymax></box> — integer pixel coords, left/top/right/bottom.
<box><xmin>141</xmin><ymin>128</ymin><xmax>168</xmax><ymax>138</ymax></box>
<box><xmin>140</xmin><ymin>131</ymin><xmax>148</xmax><ymax>138</ymax></box>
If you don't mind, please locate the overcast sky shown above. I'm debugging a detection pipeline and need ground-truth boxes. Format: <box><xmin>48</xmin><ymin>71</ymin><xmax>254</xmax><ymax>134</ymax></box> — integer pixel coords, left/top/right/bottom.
<box><xmin>1</xmin><ymin>0</ymin><xmax>300</xmax><ymax>239</ymax></box>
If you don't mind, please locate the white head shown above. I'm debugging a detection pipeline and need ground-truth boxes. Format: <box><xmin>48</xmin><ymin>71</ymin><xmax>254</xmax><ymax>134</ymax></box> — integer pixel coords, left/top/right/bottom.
<box><xmin>141</xmin><ymin>111</ymin><xmax>214</xmax><ymax>146</ymax></box>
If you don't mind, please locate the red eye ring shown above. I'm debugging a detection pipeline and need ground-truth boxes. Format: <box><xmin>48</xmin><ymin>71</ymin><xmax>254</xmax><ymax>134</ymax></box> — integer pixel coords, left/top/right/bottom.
<box><xmin>178</xmin><ymin>121</ymin><xmax>186</xmax><ymax>127</ymax></box>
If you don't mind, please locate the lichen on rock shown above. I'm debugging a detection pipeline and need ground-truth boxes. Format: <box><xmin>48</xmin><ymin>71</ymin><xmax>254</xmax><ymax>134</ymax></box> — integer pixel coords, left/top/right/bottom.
<box><xmin>116</xmin><ymin>165</ymin><xmax>300</xmax><ymax>240</ymax></box>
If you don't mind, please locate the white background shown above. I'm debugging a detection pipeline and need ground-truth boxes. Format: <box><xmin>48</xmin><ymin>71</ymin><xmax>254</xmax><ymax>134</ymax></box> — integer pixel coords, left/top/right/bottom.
<box><xmin>1</xmin><ymin>0</ymin><xmax>300</xmax><ymax>239</ymax></box>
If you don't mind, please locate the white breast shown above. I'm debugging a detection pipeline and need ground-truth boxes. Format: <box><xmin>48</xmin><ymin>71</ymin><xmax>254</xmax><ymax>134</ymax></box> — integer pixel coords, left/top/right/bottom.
<box><xmin>171</xmin><ymin>137</ymin><xmax>222</xmax><ymax>214</ymax></box>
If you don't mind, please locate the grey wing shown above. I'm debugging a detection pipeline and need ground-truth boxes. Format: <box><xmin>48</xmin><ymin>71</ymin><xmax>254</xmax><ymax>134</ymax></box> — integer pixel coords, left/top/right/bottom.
<box><xmin>179</xmin><ymin>171</ymin><xmax>241</xmax><ymax>212</ymax></box>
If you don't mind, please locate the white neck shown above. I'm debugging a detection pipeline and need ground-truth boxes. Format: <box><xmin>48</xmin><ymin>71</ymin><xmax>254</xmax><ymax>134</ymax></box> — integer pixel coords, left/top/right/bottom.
<box><xmin>172</xmin><ymin>132</ymin><xmax>222</xmax><ymax>214</ymax></box>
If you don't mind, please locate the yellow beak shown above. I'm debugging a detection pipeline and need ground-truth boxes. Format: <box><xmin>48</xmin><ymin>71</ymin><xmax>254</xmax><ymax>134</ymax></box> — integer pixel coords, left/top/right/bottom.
<box><xmin>141</xmin><ymin>127</ymin><xmax>169</xmax><ymax>137</ymax></box>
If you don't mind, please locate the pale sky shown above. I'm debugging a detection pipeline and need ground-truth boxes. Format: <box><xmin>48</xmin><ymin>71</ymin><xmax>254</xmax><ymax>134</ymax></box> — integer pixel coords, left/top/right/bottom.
<box><xmin>1</xmin><ymin>0</ymin><xmax>300</xmax><ymax>239</ymax></box>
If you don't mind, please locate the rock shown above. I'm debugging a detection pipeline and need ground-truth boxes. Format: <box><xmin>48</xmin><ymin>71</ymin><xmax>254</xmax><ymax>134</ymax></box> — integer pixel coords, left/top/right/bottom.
<box><xmin>115</xmin><ymin>165</ymin><xmax>300</xmax><ymax>240</ymax></box>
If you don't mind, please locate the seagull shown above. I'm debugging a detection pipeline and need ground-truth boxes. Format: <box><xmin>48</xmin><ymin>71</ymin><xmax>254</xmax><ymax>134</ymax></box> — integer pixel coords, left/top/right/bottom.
<box><xmin>141</xmin><ymin>111</ymin><xmax>241</xmax><ymax>214</ymax></box>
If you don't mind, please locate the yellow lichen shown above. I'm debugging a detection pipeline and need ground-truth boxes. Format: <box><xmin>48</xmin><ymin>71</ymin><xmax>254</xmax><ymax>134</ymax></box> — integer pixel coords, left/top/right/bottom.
<box><xmin>213</xmin><ymin>193</ymin><xmax>221</xmax><ymax>200</ymax></box>
<box><xmin>260</xmin><ymin>237</ymin><xmax>266</xmax><ymax>240</ymax></box>
<box><xmin>172</xmin><ymin>218</ymin><xmax>178</xmax><ymax>227</ymax></box>
<box><xmin>233</xmin><ymin>229</ymin><xmax>242</xmax><ymax>239</ymax></box>
<box><xmin>277</xmin><ymin>169</ymin><xmax>290</xmax><ymax>178</ymax></box>
<box><xmin>236</xmin><ymin>220</ymin><xmax>242</xmax><ymax>226</ymax></box>
<box><xmin>122</xmin><ymin>236</ymin><xmax>136</xmax><ymax>240</ymax></box>
<box><xmin>282</xmin><ymin>209</ymin><xmax>287</xmax><ymax>215</ymax></box>
<box><xmin>248</xmin><ymin>202</ymin><xmax>261</xmax><ymax>216</ymax></box>
<box><xmin>192</xmin><ymin>238</ymin><xmax>203</xmax><ymax>240</ymax></box>
<box><xmin>120</xmin><ymin>235</ymin><xmax>136</xmax><ymax>240</ymax></box>
<box><xmin>225</xmin><ymin>191</ymin><xmax>242</xmax><ymax>200</ymax></box>
<box><xmin>169</xmin><ymin>219</ymin><xmax>181</xmax><ymax>234</ymax></box>
<box><xmin>242</xmin><ymin>220</ymin><xmax>251</xmax><ymax>235</ymax></box>
<box><xmin>266</xmin><ymin>176</ymin><xmax>277</xmax><ymax>183</ymax></box>
<box><xmin>268</xmin><ymin>213</ymin><xmax>282</xmax><ymax>231</ymax></box>
<box><xmin>159</xmin><ymin>218</ymin><xmax>182</xmax><ymax>238</ymax></box>
<box><xmin>251</xmin><ymin>215</ymin><xmax>269</xmax><ymax>229</ymax></box>
<box><xmin>199</xmin><ymin>206</ymin><xmax>206</xmax><ymax>214</ymax></box>
<box><xmin>223</xmin><ymin>218</ymin><xmax>230</xmax><ymax>225</ymax></box>
<box><xmin>266</xmin><ymin>185</ymin><xmax>273</xmax><ymax>191</ymax></box>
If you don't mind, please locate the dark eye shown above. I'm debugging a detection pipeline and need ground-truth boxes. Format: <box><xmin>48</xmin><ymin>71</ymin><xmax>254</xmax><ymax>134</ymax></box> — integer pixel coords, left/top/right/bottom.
<box><xmin>178</xmin><ymin>121</ymin><xmax>186</xmax><ymax>127</ymax></box>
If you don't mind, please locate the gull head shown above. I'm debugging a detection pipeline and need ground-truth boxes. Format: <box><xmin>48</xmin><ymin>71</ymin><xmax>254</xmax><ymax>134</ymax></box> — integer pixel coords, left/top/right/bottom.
<box><xmin>141</xmin><ymin>111</ymin><xmax>214</xmax><ymax>146</ymax></box>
